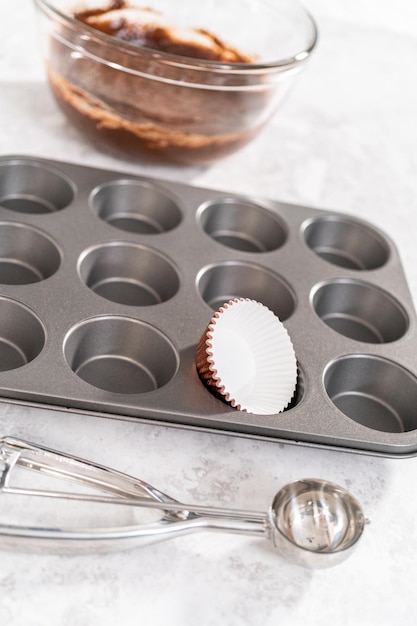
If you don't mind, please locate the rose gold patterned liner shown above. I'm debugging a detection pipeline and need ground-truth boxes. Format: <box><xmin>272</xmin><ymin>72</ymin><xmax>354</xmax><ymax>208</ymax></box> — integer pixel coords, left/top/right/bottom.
<box><xmin>196</xmin><ymin>298</ymin><xmax>298</xmax><ymax>414</ymax></box>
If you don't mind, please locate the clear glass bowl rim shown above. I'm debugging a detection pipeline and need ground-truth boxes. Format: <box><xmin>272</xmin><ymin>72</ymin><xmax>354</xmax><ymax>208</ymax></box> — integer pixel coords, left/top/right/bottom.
<box><xmin>33</xmin><ymin>0</ymin><xmax>319</xmax><ymax>74</ymax></box>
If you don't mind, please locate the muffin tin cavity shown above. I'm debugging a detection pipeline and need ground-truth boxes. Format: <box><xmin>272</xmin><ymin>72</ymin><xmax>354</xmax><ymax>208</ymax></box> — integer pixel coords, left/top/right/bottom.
<box><xmin>78</xmin><ymin>242</ymin><xmax>180</xmax><ymax>306</ymax></box>
<box><xmin>312</xmin><ymin>279</ymin><xmax>409</xmax><ymax>343</ymax></box>
<box><xmin>0</xmin><ymin>297</ymin><xmax>45</xmax><ymax>372</ymax></box>
<box><xmin>324</xmin><ymin>356</ymin><xmax>417</xmax><ymax>433</ymax></box>
<box><xmin>0</xmin><ymin>155</ymin><xmax>417</xmax><ymax>457</ymax></box>
<box><xmin>304</xmin><ymin>215</ymin><xmax>390</xmax><ymax>270</ymax></box>
<box><xmin>0</xmin><ymin>159</ymin><xmax>74</xmax><ymax>214</ymax></box>
<box><xmin>64</xmin><ymin>316</ymin><xmax>179</xmax><ymax>394</ymax></box>
<box><xmin>198</xmin><ymin>198</ymin><xmax>287</xmax><ymax>252</ymax></box>
<box><xmin>197</xmin><ymin>262</ymin><xmax>296</xmax><ymax>320</ymax></box>
<box><xmin>0</xmin><ymin>222</ymin><xmax>61</xmax><ymax>285</ymax></box>
<box><xmin>91</xmin><ymin>180</ymin><xmax>182</xmax><ymax>235</ymax></box>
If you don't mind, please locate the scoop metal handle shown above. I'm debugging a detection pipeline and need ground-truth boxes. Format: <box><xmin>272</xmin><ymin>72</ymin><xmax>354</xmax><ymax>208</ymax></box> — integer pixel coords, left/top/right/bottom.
<box><xmin>0</xmin><ymin>435</ymin><xmax>268</xmax><ymax>547</ymax></box>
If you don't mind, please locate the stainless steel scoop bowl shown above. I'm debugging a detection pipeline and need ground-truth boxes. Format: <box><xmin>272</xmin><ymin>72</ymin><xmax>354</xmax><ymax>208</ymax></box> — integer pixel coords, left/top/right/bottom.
<box><xmin>269</xmin><ymin>478</ymin><xmax>366</xmax><ymax>567</ymax></box>
<box><xmin>0</xmin><ymin>436</ymin><xmax>366</xmax><ymax>568</ymax></box>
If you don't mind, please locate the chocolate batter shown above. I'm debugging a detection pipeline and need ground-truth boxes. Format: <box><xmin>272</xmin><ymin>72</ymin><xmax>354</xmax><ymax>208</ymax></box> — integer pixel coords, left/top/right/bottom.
<box><xmin>47</xmin><ymin>1</ymin><xmax>270</xmax><ymax>163</ymax></box>
<box><xmin>75</xmin><ymin>2</ymin><xmax>253</xmax><ymax>62</ymax></box>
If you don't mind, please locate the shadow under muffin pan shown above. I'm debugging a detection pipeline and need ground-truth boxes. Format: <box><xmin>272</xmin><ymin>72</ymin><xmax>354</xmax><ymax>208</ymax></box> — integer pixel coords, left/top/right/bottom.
<box><xmin>1</xmin><ymin>155</ymin><xmax>417</xmax><ymax>457</ymax></box>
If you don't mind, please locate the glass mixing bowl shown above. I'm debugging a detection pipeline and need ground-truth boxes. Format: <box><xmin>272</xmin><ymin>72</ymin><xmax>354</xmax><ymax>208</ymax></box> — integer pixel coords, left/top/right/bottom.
<box><xmin>34</xmin><ymin>0</ymin><xmax>318</xmax><ymax>164</ymax></box>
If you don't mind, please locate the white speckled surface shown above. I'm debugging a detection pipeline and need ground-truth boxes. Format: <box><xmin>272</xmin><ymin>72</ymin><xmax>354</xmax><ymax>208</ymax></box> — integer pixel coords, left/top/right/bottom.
<box><xmin>1</xmin><ymin>1</ymin><xmax>417</xmax><ymax>624</ymax></box>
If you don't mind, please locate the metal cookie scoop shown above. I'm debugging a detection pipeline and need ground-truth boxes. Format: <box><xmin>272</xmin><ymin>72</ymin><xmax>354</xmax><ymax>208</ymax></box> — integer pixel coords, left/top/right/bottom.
<box><xmin>0</xmin><ymin>436</ymin><xmax>367</xmax><ymax>568</ymax></box>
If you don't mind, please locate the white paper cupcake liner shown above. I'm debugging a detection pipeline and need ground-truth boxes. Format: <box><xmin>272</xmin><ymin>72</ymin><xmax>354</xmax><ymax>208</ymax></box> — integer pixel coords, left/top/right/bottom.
<box><xmin>196</xmin><ymin>298</ymin><xmax>298</xmax><ymax>414</ymax></box>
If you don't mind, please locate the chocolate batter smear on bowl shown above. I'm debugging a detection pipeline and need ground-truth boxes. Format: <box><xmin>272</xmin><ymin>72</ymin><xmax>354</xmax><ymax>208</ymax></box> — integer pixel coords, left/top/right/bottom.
<box><xmin>75</xmin><ymin>2</ymin><xmax>253</xmax><ymax>62</ymax></box>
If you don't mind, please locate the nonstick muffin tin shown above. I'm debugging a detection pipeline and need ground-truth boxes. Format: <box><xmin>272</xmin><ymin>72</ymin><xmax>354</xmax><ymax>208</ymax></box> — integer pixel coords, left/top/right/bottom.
<box><xmin>1</xmin><ymin>154</ymin><xmax>417</xmax><ymax>457</ymax></box>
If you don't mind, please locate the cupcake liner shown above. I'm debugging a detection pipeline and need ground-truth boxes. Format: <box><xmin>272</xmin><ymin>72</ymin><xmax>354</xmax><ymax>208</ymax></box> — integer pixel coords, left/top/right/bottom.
<box><xmin>196</xmin><ymin>298</ymin><xmax>298</xmax><ymax>414</ymax></box>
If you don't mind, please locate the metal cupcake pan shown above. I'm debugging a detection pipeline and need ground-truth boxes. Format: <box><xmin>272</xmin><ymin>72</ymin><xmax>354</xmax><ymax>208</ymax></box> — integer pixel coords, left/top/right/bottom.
<box><xmin>0</xmin><ymin>154</ymin><xmax>417</xmax><ymax>457</ymax></box>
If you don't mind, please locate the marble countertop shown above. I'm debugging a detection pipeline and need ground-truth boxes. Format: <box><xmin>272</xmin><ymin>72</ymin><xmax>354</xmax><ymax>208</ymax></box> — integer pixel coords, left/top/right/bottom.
<box><xmin>1</xmin><ymin>1</ymin><xmax>417</xmax><ymax>624</ymax></box>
